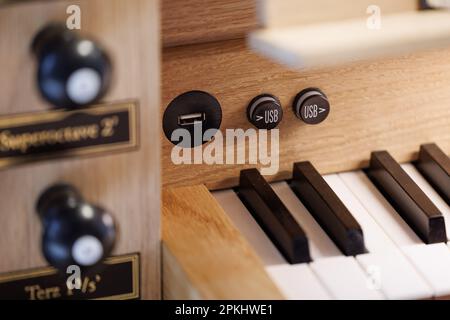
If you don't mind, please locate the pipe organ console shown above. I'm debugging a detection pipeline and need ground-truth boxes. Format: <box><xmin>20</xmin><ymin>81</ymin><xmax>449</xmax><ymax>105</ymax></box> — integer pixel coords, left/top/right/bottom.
<box><xmin>161</xmin><ymin>0</ymin><xmax>450</xmax><ymax>301</ymax></box>
<box><xmin>1</xmin><ymin>0</ymin><xmax>450</xmax><ymax>302</ymax></box>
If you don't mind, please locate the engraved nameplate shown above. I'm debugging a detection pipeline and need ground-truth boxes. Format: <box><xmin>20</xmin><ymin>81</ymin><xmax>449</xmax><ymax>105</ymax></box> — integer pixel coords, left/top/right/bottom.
<box><xmin>0</xmin><ymin>102</ymin><xmax>139</xmax><ymax>168</ymax></box>
<box><xmin>0</xmin><ymin>253</ymin><xmax>140</xmax><ymax>300</ymax></box>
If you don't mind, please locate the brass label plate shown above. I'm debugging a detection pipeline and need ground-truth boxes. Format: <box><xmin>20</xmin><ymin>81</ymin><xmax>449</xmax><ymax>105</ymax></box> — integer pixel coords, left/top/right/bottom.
<box><xmin>0</xmin><ymin>101</ymin><xmax>139</xmax><ymax>168</ymax></box>
<box><xmin>0</xmin><ymin>253</ymin><xmax>140</xmax><ymax>300</ymax></box>
<box><xmin>0</xmin><ymin>0</ymin><xmax>45</xmax><ymax>6</ymax></box>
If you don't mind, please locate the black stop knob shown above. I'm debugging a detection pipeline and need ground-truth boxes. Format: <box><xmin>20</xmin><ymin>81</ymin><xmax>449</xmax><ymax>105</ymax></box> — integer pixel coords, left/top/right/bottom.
<box><xmin>293</xmin><ymin>88</ymin><xmax>330</xmax><ymax>125</ymax></box>
<box><xmin>32</xmin><ymin>24</ymin><xmax>112</xmax><ymax>109</ymax></box>
<box><xmin>36</xmin><ymin>184</ymin><xmax>116</xmax><ymax>273</ymax></box>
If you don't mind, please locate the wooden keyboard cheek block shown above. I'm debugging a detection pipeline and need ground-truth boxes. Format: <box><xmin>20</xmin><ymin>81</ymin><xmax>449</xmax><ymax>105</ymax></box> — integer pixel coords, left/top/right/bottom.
<box><xmin>162</xmin><ymin>185</ymin><xmax>283</xmax><ymax>300</ymax></box>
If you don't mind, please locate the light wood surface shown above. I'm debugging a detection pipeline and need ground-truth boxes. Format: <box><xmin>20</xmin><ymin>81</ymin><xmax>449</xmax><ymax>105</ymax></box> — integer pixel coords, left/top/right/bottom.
<box><xmin>258</xmin><ymin>0</ymin><xmax>418</xmax><ymax>27</ymax></box>
<box><xmin>162</xmin><ymin>245</ymin><xmax>203</xmax><ymax>300</ymax></box>
<box><xmin>250</xmin><ymin>11</ymin><xmax>450</xmax><ymax>69</ymax></box>
<box><xmin>162</xmin><ymin>185</ymin><xmax>283</xmax><ymax>300</ymax></box>
<box><xmin>0</xmin><ymin>0</ymin><xmax>161</xmax><ymax>299</ymax></box>
<box><xmin>162</xmin><ymin>39</ymin><xmax>450</xmax><ymax>190</ymax></box>
<box><xmin>161</xmin><ymin>0</ymin><xmax>259</xmax><ymax>47</ymax></box>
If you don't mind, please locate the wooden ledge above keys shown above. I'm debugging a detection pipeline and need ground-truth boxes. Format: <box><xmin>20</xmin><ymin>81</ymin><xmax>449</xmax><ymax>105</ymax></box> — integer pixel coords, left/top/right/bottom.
<box><xmin>162</xmin><ymin>184</ymin><xmax>283</xmax><ymax>300</ymax></box>
<box><xmin>417</xmin><ymin>143</ymin><xmax>450</xmax><ymax>205</ymax></box>
<box><xmin>367</xmin><ymin>151</ymin><xmax>447</xmax><ymax>244</ymax></box>
<box><xmin>250</xmin><ymin>10</ymin><xmax>450</xmax><ymax>69</ymax></box>
<box><xmin>258</xmin><ymin>0</ymin><xmax>418</xmax><ymax>28</ymax></box>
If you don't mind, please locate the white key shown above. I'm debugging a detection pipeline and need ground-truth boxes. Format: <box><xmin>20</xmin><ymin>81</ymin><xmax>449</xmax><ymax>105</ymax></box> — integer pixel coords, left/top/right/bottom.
<box><xmin>213</xmin><ymin>189</ymin><xmax>331</xmax><ymax>299</ymax></box>
<box><xmin>310</xmin><ymin>256</ymin><xmax>384</xmax><ymax>300</ymax></box>
<box><xmin>324</xmin><ymin>174</ymin><xmax>398</xmax><ymax>254</ymax></box>
<box><xmin>401</xmin><ymin>164</ymin><xmax>450</xmax><ymax>296</ymax></box>
<box><xmin>403</xmin><ymin>243</ymin><xmax>450</xmax><ymax>297</ymax></box>
<box><xmin>340</xmin><ymin>171</ymin><xmax>450</xmax><ymax>298</ymax></box>
<box><xmin>339</xmin><ymin>171</ymin><xmax>422</xmax><ymax>246</ymax></box>
<box><xmin>213</xmin><ymin>190</ymin><xmax>285</xmax><ymax>266</ymax></box>
<box><xmin>271</xmin><ymin>182</ymin><xmax>341</xmax><ymax>259</ymax></box>
<box><xmin>270</xmin><ymin>181</ymin><xmax>384</xmax><ymax>299</ymax></box>
<box><xmin>324</xmin><ymin>174</ymin><xmax>432</xmax><ymax>300</ymax></box>
<box><xmin>356</xmin><ymin>251</ymin><xmax>433</xmax><ymax>300</ymax></box>
<box><xmin>266</xmin><ymin>264</ymin><xmax>330</xmax><ymax>300</ymax></box>
<box><xmin>402</xmin><ymin>163</ymin><xmax>450</xmax><ymax>241</ymax></box>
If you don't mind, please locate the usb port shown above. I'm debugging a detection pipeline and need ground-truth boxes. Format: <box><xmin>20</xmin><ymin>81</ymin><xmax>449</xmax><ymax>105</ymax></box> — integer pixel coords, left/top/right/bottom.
<box><xmin>178</xmin><ymin>113</ymin><xmax>206</xmax><ymax>126</ymax></box>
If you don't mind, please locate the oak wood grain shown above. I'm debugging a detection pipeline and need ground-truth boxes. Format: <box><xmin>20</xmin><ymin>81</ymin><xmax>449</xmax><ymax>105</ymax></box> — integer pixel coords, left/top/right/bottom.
<box><xmin>162</xmin><ymin>185</ymin><xmax>283</xmax><ymax>300</ymax></box>
<box><xmin>162</xmin><ymin>39</ymin><xmax>450</xmax><ymax>190</ymax></box>
<box><xmin>162</xmin><ymin>0</ymin><xmax>259</xmax><ymax>47</ymax></box>
<box><xmin>0</xmin><ymin>0</ymin><xmax>160</xmax><ymax>299</ymax></box>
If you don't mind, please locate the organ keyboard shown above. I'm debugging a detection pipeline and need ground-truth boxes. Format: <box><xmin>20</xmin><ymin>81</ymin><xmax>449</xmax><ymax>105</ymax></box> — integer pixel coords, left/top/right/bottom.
<box><xmin>159</xmin><ymin>0</ymin><xmax>450</xmax><ymax>302</ymax></box>
<box><xmin>210</xmin><ymin>143</ymin><xmax>450</xmax><ymax>300</ymax></box>
<box><xmin>4</xmin><ymin>0</ymin><xmax>450</xmax><ymax>304</ymax></box>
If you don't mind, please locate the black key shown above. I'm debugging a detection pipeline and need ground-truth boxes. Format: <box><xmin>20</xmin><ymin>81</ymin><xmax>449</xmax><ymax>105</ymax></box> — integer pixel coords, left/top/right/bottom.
<box><xmin>416</xmin><ymin>143</ymin><xmax>450</xmax><ymax>205</ymax></box>
<box><xmin>290</xmin><ymin>161</ymin><xmax>366</xmax><ymax>256</ymax></box>
<box><xmin>367</xmin><ymin>151</ymin><xmax>446</xmax><ymax>244</ymax></box>
<box><xmin>237</xmin><ymin>168</ymin><xmax>311</xmax><ymax>264</ymax></box>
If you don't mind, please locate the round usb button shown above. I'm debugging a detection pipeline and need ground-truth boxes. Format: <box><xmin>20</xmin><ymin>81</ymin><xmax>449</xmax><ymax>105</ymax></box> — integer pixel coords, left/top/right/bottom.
<box><xmin>293</xmin><ymin>88</ymin><xmax>330</xmax><ymax>125</ymax></box>
<box><xmin>247</xmin><ymin>94</ymin><xmax>283</xmax><ymax>130</ymax></box>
